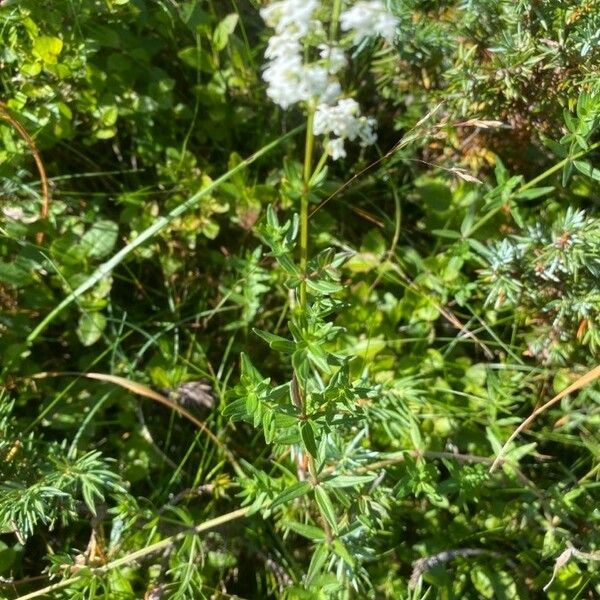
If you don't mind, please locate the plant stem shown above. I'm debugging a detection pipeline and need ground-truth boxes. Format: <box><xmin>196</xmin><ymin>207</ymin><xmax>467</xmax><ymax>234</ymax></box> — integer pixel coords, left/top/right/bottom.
<box><xmin>300</xmin><ymin>105</ymin><xmax>315</xmax><ymax>309</ymax></box>
<box><xmin>330</xmin><ymin>0</ymin><xmax>343</xmax><ymax>40</ymax></box>
<box><xmin>15</xmin><ymin>507</ymin><xmax>250</xmax><ymax>600</ymax></box>
<box><xmin>296</xmin><ymin>105</ymin><xmax>332</xmax><ymax>540</ymax></box>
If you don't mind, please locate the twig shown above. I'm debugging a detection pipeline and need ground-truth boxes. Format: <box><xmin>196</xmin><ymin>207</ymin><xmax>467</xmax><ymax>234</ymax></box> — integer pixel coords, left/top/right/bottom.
<box><xmin>544</xmin><ymin>543</ymin><xmax>600</xmax><ymax>592</ymax></box>
<box><xmin>409</xmin><ymin>548</ymin><xmax>511</xmax><ymax>589</ymax></box>
<box><xmin>0</xmin><ymin>101</ymin><xmax>50</xmax><ymax>243</ymax></box>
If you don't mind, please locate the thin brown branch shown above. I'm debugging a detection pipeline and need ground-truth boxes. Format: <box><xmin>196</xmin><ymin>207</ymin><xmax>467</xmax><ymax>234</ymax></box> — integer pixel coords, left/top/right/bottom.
<box><xmin>0</xmin><ymin>101</ymin><xmax>50</xmax><ymax>243</ymax></box>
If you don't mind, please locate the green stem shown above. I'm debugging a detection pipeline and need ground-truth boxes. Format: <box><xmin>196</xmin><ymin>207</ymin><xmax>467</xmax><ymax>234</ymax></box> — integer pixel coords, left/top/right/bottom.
<box><xmin>330</xmin><ymin>0</ymin><xmax>343</xmax><ymax>40</ymax></box>
<box><xmin>467</xmin><ymin>140</ymin><xmax>600</xmax><ymax>237</ymax></box>
<box><xmin>296</xmin><ymin>106</ymin><xmax>331</xmax><ymax>538</ymax></box>
<box><xmin>300</xmin><ymin>106</ymin><xmax>315</xmax><ymax>309</ymax></box>
<box><xmin>15</xmin><ymin>507</ymin><xmax>250</xmax><ymax>600</ymax></box>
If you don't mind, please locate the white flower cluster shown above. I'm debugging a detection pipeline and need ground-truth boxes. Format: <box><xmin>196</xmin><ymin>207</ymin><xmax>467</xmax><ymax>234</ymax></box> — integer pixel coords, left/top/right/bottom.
<box><xmin>313</xmin><ymin>99</ymin><xmax>377</xmax><ymax>159</ymax></box>
<box><xmin>260</xmin><ymin>0</ymin><xmax>341</xmax><ymax>109</ymax></box>
<box><xmin>260</xmin><ymin>0</ymin><xmax>399</xmax><ymax>159</ymax></box>
<box><xmin>340</xmin><ymin>0</ymin><xmax>398</xmax><ymax>45</ymax></box>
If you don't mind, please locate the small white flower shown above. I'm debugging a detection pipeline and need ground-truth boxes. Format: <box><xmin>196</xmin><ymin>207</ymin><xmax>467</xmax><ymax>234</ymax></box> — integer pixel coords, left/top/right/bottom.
<box><xmin>260</xmin><ymin>0</ymin><xmax>318</xmax><ymax>35</ymax></box>
<box><xmin>265</xmin><ymin>32</ymin><xmax>302</xmax><ymax>60</ymax></box>
<box><xmin>327</xmin><ymin>138</ymin><xmax>347</xmax><ymax>160</ymax></box>
<box><xmin>313</xmin><ymin>98</ymin><xmax>377</xmax><ymax>149</ymax></box>
<box><xmin>262</xmin><ymin>53</ymin><xmax>305</xmax><ymax>108</ymax></box>
<box><xmin>340</xmin><ymin>0</ymin><xmax>399</xmax><ymax>45</ymax></box>
<box><xmin>300</xmin><ymin>65</ymin><xmax>341</xmax><ymax>104</ymax></box>
<box><xmin>318</xmin><ymin>44</ymin><xmax>348</xmax><ymax>74</ymax></box>
<box><xmin>357</xmin><ymin>116</ymin><xmax>378</xmax><ymax>146</ymax></box>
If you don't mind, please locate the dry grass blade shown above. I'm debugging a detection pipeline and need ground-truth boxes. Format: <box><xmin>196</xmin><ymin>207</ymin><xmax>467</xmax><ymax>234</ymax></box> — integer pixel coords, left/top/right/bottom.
<box><xmin>489</xmin><ymin>363</ymin><xmax>600</xmax><ymax>472</ymax></box>
<box><xmin>33</xmin><ymin>371</ymin><xmax>242</xmax><ymax>474</ymax></box>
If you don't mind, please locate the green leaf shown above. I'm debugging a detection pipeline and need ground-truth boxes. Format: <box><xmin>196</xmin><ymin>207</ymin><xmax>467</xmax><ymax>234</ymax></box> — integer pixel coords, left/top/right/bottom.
<box><xmin>314</xmin><ymin>486</ymin><xmax>338</xmax><ymax>534</ymax></box>
<box><xmin>32</xmin><ymin>36</ymin><xmax>63</xmax><ymax>64</ymax></box>
<box><xmin>0</xmin><ymin>260</ymin><xmax>35</xmax><ymax>287</ymax></box>
<box><xmin>95</xmin><ymin>128</ymin><xmax>116</xmax><ymax>140</ymax></box>
<box><xmin>177</xmin><ymin>47</ymin><xmax>213</xmax><ymax>72</ymax></box>
<box><xmin>270</xmin><ymin>480</ymin><xmax>311</xmax><ymax>510</ymax></box>
<box><xmin>221</xmin><ymin>398</ymin><xmax>248</xmax><ymax>420</ymax></box>
<box><xmin>515</xmin><ymin>186</ymin><xmax>554</xmax><ymax>200</ymax></box>
<box><xmin>285</xmin><ymin>521</ymin><xmax>327</xmax><ymax>541</ymax></box>
<box><xmin>240</xmin><ymin>353</ymin><xmax>265</xmax><ymax>386</ymax></box>
<box><xmin>307</xmin><ymin>344</ymin><xmax>331</xmax><ymax>373</ymax></box>
<box><xmin>332</xmin><ymin>539</ymin><xmax>354</xmax><ymax>567</ymax></box>
<box><xmin>306</xmin><ymin>278</ymin><xmax>343</xmax><ymax>295</ymax></box>
<box><xmin>76</xmin><ymin>311</ymin><xmax>106</xmax><ymax>346</ymax></box>
<box><xmin>0</xmin><ymin>541</ymin><xmax>18</xmax><ymax>575</ymax></box>
<box><xmin>574</xmin><ymin>160</ymin><xmax>600</xmax><ymax>181</ymax></box>
<box><xmin>100</xmin><ymin>106</ymin><xmax>118</xmax><ymax>127</ymax></box>
<box><xmin>540</xmin><ymin>135</ymin><xmax>568</xmax><ymax>158</ymax></box>
<box><xmin>471</xmin><ymin>567</ymin><xmax>517</xmax><ymax>599</ymax></box>
<box><xmin>300</xmin><ymin>420</ymin><xmax>318</xmax><ymax>458</ymax></box>
<box><xmin>323</xmin><ymin>474</ymin><xmax>377</xmax><ymax>488</ymax></box>
<box><xmin>253</xmin><ymin>328</ymin><xmax>295</xmax><ymax>353</ymax></box>
<box><xmin>562</xmin><ymin>160</ymin><xmax>574</xmax><ymax>186</ymax></box>
<box><xmin>80</xmin><ymin>220</ymin><xmax>119</xmax><ymax>260</ymax></box>
<box><xmin>213</xmin><ymin>14</ymin><xmax>239</xmax><ymax>51</ymax></box>
<box><xmin>431</xmin><ymin>229</ymin><xmax>461</xmax><ymax>239</ymax></box>
<box><xmin>306</xmin><ymin>543</ymin><xmax>329</xmax><ymax>586</ymax></box>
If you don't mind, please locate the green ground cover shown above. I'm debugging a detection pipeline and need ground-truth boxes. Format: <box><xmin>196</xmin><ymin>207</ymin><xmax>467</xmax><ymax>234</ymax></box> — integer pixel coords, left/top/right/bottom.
<box><xmin>0</xmin><ymin>1</ymin><xmax>599</xmax><ymax>598</ymax></box>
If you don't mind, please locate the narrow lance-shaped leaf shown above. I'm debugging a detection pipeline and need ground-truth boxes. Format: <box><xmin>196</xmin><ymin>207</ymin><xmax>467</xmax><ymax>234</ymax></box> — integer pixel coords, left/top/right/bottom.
<box><xmin>270</xmin><ymin>480</ymin><xmax>312</xmax><ymax>510</ymax></box>
<box><xmin>314</xmin><ymin>486</ymin><xmax>338</xmax><ymax>534</ymax></box>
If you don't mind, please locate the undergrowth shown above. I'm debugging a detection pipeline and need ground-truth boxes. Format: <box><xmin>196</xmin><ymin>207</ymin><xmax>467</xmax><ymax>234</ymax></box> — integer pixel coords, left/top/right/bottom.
<box><xmin>0</xmin><ymin>1</ymin><xmax>599</xmax><ymax>599</ymax></box>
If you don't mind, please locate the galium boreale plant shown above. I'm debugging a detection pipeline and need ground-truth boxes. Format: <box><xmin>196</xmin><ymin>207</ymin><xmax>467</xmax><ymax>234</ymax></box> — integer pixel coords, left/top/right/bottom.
<box><xmin>223</xmin><ymin>0</ymin><xmax>400</xmax><ymax>594</ymax></box>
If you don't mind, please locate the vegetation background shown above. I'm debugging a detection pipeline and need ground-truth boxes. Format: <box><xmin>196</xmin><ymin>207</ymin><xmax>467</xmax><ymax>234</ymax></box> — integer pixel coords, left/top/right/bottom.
<box><xmin>0</xmin><ymin>0</ymin><xmax>599</xmax><ymax>598</ymax></box>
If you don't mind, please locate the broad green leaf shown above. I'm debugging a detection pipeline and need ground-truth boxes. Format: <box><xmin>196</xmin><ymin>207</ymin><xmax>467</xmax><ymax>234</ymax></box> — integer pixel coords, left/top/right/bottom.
<box><xmin>95</xmin><ymin>127</ymin><xmax>116</xmax><ymax>139</ymax></box>
<box><xmin>540</xmin><ymin>135</ymin><xmax>568</xmax><ymax>158</ymax></box>
<box><xmin>574</xmin><ymin>160</ymin><xmax>600</xmax><ymax>181</ymax></box>
<box><xmin>0</xmin><ymin>260</ymin><xmax>35</xmax><ymax>287</ymax></box>
<box><xmin>306</xmin><ymin>278</ymin><xmax>343</xmax><ymax>295</ymax></box>
<box><xmin>80</xmin><ymin>220</ymin><xmax>119</xmax><ymax>260</ymax></box>
<box><xmin>240</xmin><ymin>352</ymin><xmax>265</xmax><ymax>385</ymax></box>
<box><xmin>177</xmin><ymin>47</ymin><xmax>213</xmax><ymax>72</ymax></box>
<box><xmin>32</xmin><ymin>36</ymin><xmax>63</xmax><ymax>64</ymax></box>
<box><xmin>213</xmin><ymin>14</ymin><xmax>239</xmax><ymax>51</ymax></box>
<box><xmin>471</xmin><ymin>567</ymin><xmax>517</xmax><ymax>599</ymax></box>
<box><xmin>0</xmin><ymin>541</ymin><xmax>17</xmax><ymax>575</ymax></box>
<box><xmin>100</xmin><ymin>106</ymin><xmax>118</xmax><ymax>127</ymax></box>
<box><xmin>77</xmin><ymin>311</ymin><xmax>106</xmax><ymax>346</ymax></box>
<box><xmin>332</xmin><ymin>540</ymin><xmax>354</xmax><ymax>567</ymax></box>
<box><xmin>221</xmin><ymin>398</ymin><xmax>248</xmax><ymax>420</ymax></box>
